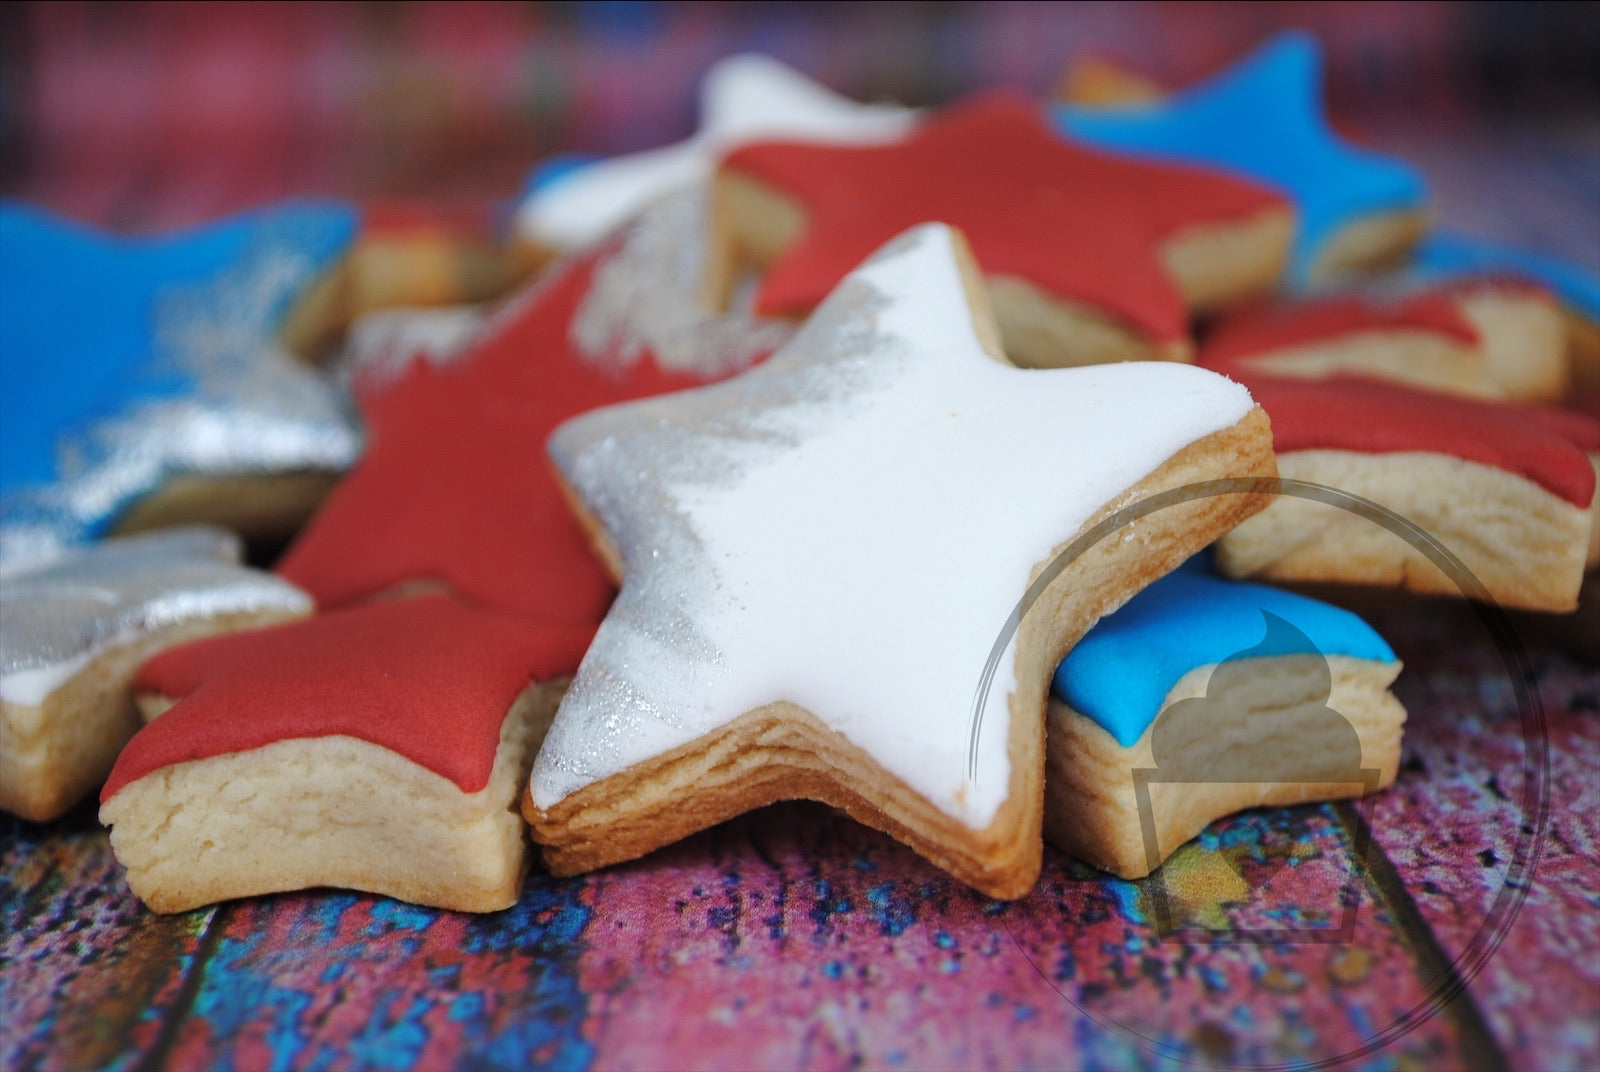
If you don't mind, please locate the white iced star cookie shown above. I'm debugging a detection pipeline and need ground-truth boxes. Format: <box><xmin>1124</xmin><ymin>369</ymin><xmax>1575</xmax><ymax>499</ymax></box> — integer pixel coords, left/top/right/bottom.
<box><xmin>515</xmin><ymin>53</ymin><xmax>917</xmax><ymax>255</ymax></box>
<box><xmin>0</xmin><ymin>526</ymin><xmax>311</xmax><ymax>821</ymax></box>
<box><xmin>526</xmin><ymin>224</ymin><xmax>1276</xmax><ymax>898</ymax></box>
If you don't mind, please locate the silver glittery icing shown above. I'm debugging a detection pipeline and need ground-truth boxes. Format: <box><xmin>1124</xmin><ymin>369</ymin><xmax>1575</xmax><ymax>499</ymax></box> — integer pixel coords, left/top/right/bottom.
<box><xmin>0</xmin><ymin>217</ymin><xmax>362</xmax><ymax>568</ymax></box>
<box><xmin>570</xmin><ymin>187</ymin><xmax>794</xmax><ymax>379</ymax></box>
<box><xmin>535</xmin><ymin>274</ymin><xmax>900</xmax><ymax>798</ymax></box>
<box><xmin>335</xmin><ymin>221</ymin><xmax>594</xmax><ymax>394</ymax></box>
<box><xmin>330</xmin><ymin>187</ymin><xmax>785</xmax><ymax>416</ymax></box>
<box><xmin>337</xmin><ymin>304</ymin><xmax>489</xmax><ymax>390</ymax></box>
<box><xmin>0</xmin><ymin>526</ymin><xmax>311</xmax><ymax>692</ymax></box>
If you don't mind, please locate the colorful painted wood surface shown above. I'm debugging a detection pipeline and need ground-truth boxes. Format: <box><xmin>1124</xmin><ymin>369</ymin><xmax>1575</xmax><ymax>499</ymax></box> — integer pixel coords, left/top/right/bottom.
<box><xmin>3</xmin><ymin>604</ymin><xmax>1594</xmax><ymax>1070</ymax></box>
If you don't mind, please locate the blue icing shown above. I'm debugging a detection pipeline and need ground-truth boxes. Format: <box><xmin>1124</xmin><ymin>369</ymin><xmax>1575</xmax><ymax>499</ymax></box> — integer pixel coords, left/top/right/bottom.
<box><xmin>1411</xmin><ymin>230</ymin><xmax>1600</xmax><ymax>323</ymax></box>
<box><xmin>1052</xmin><ymin>559</ymin><xmax>1396</xmax><ymax>748</ymax></box>
<box><xmin>522</xmin><ymin>153</ymin><xmax>605</xmax><ymax>198</ymax></box>
<box><xmin>0</xmin><ymin>199</ymin><xmax>357</xmax><ymax>501</ymax></box>
<box><xmin>1055</xmin><ymin>31</ymin><xmax>1426</xmax><ymax>287</ymax></box>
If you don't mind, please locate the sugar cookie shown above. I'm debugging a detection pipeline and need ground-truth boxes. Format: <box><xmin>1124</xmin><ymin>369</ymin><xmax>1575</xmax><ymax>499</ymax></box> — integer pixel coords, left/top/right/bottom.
<box><xmin>1198</xmin><ymin>282</ymin><xmax>1567</xmax><ymax>402</ymax></box>
<box><xmin>1216</xmin><ymin>375</ymin><xmax>1597</xmax><ymax>611</ymax></box>
<box><xmin>1056</xmin><ymin>32</ymin><xmax>1428</xmax><ymax>287</ymax></box>
<box><xmin>0</xmin><ymin>527</ymin><xmax>310</xmax><ymax>822</ymax></box>
<box><xmin>1412</xmin><ymin>230</ymin><xmax>1600</xmax><ymax>392</ymax></box>
<box><xmin>0</xmin><ymin>201</ymin><xmax>361</xmax><ymax>566</ymax></box>
<box><xmin>517</xmin><ymin>53</ymin><xmax>915</xmax><ymax>258</ymax></box>
<box><xmin>100</xmin><ymin>594</ymin><xmax>592</xmax><ymax>913</ymax></box>
<box><xmin>1046</xmin><ymin>560</ymin><xmax>1404</xmax><ymax>879</ymax></box>
<box><xmin>711</xmin><ymin>94</ymin><xmax>1291</xmax><ymax>367</ymax></box>
<box><xmin>528</xmin><ymin>223</ymin><xmax>1276</xmax><ymax>898</ymax></box>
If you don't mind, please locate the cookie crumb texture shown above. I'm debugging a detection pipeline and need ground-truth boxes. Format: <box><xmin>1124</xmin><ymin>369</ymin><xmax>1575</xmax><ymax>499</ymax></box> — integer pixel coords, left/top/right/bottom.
<box><xmin>100</xmin><ymin>681</ymin><xmax>562</xmax><ymax>914</ymax></box>
<box><xmin>1047</xmin><ymin>655</ymin><xmax>1405</xmax><ymax>879</ymax></box>
<box><xmin>1218</xmin><ymin>450</ymin><xmax>1593</xmax><ymax>611</ymax></box>
<box><xmin>0</xmin><ymin>611</ymin><xmax>304</xmax><ymax>823</ymax></box>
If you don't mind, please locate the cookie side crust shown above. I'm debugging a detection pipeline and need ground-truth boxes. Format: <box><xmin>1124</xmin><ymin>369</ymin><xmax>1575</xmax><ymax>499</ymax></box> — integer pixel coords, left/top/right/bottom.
<box><xmin>100</xmin><ymin>680</ymin><xmax>564</xmax><ymax>914</ymax></box>
<box><xmin>1046</xmin><ymin>654</ymin><xmax>1404</xmax><ymax>879</ymax></box>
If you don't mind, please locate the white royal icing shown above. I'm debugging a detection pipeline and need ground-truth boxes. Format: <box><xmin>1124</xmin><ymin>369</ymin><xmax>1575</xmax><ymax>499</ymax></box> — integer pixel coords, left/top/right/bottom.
<box><xmin>533</xmin><ymin>224</ymin><xmax>1256</xmax><ymax>830</ymax></box>
<box><xmin>0</xmin><ymin>527</ymin><xmax>312</xmax><ymax>707</ymax></box>
<box><xmin>1</xmin><ymin>653</ymin><xmax>97</xmax><ymax>709</ymax></box>
<box><xmin>515</xmin><ymin>53</ymin><xmax>917</xmax><ymax>251</ymax></box>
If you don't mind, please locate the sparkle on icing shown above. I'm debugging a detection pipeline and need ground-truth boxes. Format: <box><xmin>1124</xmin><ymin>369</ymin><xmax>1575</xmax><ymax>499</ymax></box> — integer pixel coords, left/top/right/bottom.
<box><xmin>1052</xmin><ymin>556</ymin><xmax>1397</xmax><ymax>748</ymax></box>
<box><xmin>0</xmin><ymin>201</ymin><xmax>361</xmax><ymax>565</ymax></box>
<box><xmin>0</xmin><ymin>526</ymin><xmax>311</xmax><ymax>706</ymax></box>
<box><xmin>534</xmin><ymin>223</ymin><xmax>1257</xmax><ymax>829</ymax></box>
<box><xmin>516</xmin><ymin>52</ymin><xmax>917</xmax><ymax>250</ymax></box>
<box><xmin>340</xmin><ymin>305</ymin><xmax>489</xmax><ymax>391</ymax></box>
<box><xmin>570</xmin><ymin>189</ymin><xmax>794</xmax><ymax>379</ymax></box>
<box><xmin>1056</xmin><ymin>31</ymin><xmax>1427</xmax><ymax>287</ymax></box>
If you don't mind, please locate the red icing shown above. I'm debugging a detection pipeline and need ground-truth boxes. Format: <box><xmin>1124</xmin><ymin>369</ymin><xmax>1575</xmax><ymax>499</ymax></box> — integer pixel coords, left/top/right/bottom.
<box><xmin>1238</xmin><ymin>373</ymin><xmax>1597</xmax><ymax>507</ymax></box>
<box><xmin>1515</xmin><ymin>401</ymin><xmax>1600</xmax><ymax>453</ymax></box>
<box><xmin>722</xmin><ymin>94</ymin><xmax>1285</xmax><ymax>343</ymax></box>
<box><xmin>1200</xmin><ymin>293</ymin><xmax>1479</xmax><ymax>368</ymax></box>
<box><xmin>104</xmin><ymin>595</ymin><xmax>594</xmax><ymax>799</ymax></box>
<box><xmin>277</xmin><ymin>241</ymin><xmax>759</xmax><ymax>630</ymax></box>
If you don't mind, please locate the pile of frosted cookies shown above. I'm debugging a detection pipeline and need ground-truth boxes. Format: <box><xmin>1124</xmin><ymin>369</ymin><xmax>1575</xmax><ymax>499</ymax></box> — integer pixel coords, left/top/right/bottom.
<box><xmin>3</xmin><ymin>34</ymin><xmax>1595</xmax><ymax>912</ymax></box>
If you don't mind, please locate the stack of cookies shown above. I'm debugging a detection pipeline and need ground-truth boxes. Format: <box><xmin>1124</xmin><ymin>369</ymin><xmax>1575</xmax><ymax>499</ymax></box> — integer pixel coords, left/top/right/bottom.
<box><xmin>3</xmin><ymin>34</ymin><xmax>1593</xmax><ymax>912</ymax></box>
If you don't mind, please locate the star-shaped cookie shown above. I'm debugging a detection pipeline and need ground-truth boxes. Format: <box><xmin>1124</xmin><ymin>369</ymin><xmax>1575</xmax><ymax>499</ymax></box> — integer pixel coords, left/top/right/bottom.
<box><xmin>711</xmin><ymin>94</ymin><xmax>1290</xmax><ymax>367</ymax></box>
<box><xmin>516</xmin><ymin>52</ymin><xmax>916</xmax><ymax>254</ymax></box>
<box><xmin>279</xmin><ymin>192</ymin><xmax>789</xmax><ymax>624</ymax></box>
<box><xmin>1411</xmin><ymin>230</ymin><xmax>1600</xmax><ymax>387</ymax></box>
<box><xmin>1056</xmin><ymin>32</ymin><xmax>1428</xmax><ymax>287</ymax></box>
<box><xmin>0</xmin><ymin>526</ymin><xmax>311</xmax><ymax>821</ymax></box>
<box><xmin>1197</xmin><ymin>288</ymin><xmax>1493</xmax><ymax>398</ymax></box>
<box><xmin>1046</xmin><ymin>556</ymin><xmax>1404</xmax><ymax>879</ymax></box>
<box><xmin>0</xmin><ymin>201</ymin><xmax>362</xmax><ymax>566</ymax></box>
<box><xmin>1216</xmin><ymin>373</ymin><xmax>1597</xmax><ymax>610</ymax></box>
<box><xmin>1411</xmin><ymin>230</ymin><xmax>1600</xmax><ymax>326</ymax></box>
<box><xmin>528</xmin><ymin>223</ymin><xmax>1276</xmax><ymax>898</ymax></box>
<box><xmin>1199</xmin><ymin>280</ymin><xmax>1568</xmax><ymax>403</ymax></box>
<box><xmin>100</xmin><ymin>594</ymin><xmax>594</xmax><ymax>912</ymax></box>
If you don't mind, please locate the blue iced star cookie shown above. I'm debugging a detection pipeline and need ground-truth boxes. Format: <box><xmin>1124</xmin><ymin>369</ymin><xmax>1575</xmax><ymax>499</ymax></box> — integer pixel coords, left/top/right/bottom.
<box><xmin>1052</xmin><ymin>555</ymin><xmax>1396</xmax><ymax>748</ymax></box>
<box><xmin>1045</xmin><ymin>555</ymin><xmax>1405</xmax><ymax>879</ymax></box>
<box><xmin>0</xmin><ymin>201</ymin><xmax>362</xmax><ymax>565</ymax></box>
<box><xmin>1411</xmin><ymin>230</ymin><xmax>1600</xmax><ymax>326</ymax></box>
<box><xmin>1056</xmin><ymin>32</ymin><xmax>1427</xmax><ymax>288</ymax></box>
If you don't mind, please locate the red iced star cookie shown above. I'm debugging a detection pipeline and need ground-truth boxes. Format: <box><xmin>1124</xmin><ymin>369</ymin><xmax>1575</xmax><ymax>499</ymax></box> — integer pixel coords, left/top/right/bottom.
<box><xmin>1217</xmin><ymin>373</ymin><xmax>1598</xmax><ymax>611</ymax></box>
<box><xmin>1203</xmin><ymin>292</ymin><xmax>1477</xmax><ymax>364</ymax></box>
<box><xmin>1199</xmin><ymin>282</ymin><xmax>1567</xmax><ymax>402</ymax></box>
<box><xmin>100</xmin><ymin>594</ymin><xmax>593</xmax><ymax>913</ymax></box>
<box><xmin>711</xmin><ymin>94</ymin><xmax>1291</xmax><ymax>366</ymax></box>
<box><xmin>278</xmin><ymin>212</ymin><xmax>782</xmax><ymax>626</ymax></box>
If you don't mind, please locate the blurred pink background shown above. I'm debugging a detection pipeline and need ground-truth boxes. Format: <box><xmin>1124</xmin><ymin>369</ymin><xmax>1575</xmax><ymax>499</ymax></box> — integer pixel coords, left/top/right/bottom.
<box><xmin>3</xmin><ymin>1</ymin><xmax>1596</xmax><ymax>232</ymax></box>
